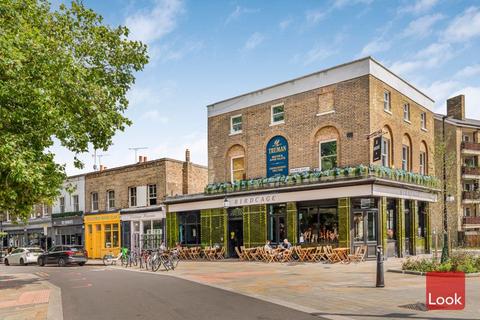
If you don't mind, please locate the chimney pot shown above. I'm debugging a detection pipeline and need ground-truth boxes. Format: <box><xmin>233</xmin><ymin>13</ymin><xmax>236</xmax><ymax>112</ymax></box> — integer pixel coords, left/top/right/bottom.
<box><xmin>185</xmin><ymin>149</ymin><xmax>191</xmax><ymax>162</ymax></box>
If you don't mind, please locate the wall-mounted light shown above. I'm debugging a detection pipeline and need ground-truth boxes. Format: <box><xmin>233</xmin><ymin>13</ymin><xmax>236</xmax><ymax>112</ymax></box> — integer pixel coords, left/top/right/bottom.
<box><xmin>446</xmin><ymin>194</ymin><xmax>455</xmax><ymax>202</ymax></box>
<box><xmin>223</xmin><ymin>196</ymin><xmax>230</xmax><ymax>208</ymax></box>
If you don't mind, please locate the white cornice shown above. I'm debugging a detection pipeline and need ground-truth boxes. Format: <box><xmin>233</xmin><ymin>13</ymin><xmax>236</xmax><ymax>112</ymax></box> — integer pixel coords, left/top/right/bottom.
<box><xmin>207</xmin><ymin>57</ymin><xmax>435</xmax><ymax>118</ymax></box>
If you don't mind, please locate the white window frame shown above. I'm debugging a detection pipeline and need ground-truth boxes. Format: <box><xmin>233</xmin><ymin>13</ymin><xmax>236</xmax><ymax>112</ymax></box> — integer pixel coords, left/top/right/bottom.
<box><xmin>73</xmin><ymin>195</ymin><xmax>79</xmax><ymax>212</ymax></box>
<box><xmin>129</xmin><ymin>187</ymin><xmax>137</xmax><ymax>207</ymax></box>
<box><xmin>420</xmin><ymin>112</ymin><xmax>427</xmax><ymax>130</ymax></box>
<box><xmin>402</xmin><ymin>145</ymin><xmax>410</xmax><ymax>171</ymax></box>
<box><xmin>91</xmin><ymin>192</ymin><xmax>99</xmax><ymax>211</ymax></box>
<box><xmin>107</xmin><ymin>190</ymin><xmax>115</xmax><ymax>210</ymax></box>
<box><xmin>419</xmin><ymin>151</ymin><xmax>426</xmax><ymax>175</ymax></box>
<box><xmin>383</xmin><ymin>91</ymin><xmax>391</xmax><ymax>113</ymax></box>
<box><xmin>60</xmin><ymin>197</ymin><xmax>65</xmax><ymax>213</ymax></box>
<box><xmin>231</xmin><ymin>156</ymin><xmax>245</xmax><ymax>182</ymax></box>
<box><xmin>148</xmin><ymin>184</ymin><xmax>157</xmax><ymax>206</ymax></box>
<box><xmin>319</xmin><ymin>139</ymin><xmax>338</xmax><ymax>171</ymax></box>
<box><xmin>270</xmin><ymin>103</ymin><xmax>285</xmax><ymax>125</ymax></box>
<box><xmin>381</xmin><ymin>138</ymin><xmax>390</xmax><ymax>167</ymax></box>
<box><xmin>403</xmin><ymin>103</ymin><xmax>410</xmax><ymax>122</ymax></box>
<box><xmin>230</xmin><ymin>114</ymin><xmax>243</xmax><ymax>135</ymax></box>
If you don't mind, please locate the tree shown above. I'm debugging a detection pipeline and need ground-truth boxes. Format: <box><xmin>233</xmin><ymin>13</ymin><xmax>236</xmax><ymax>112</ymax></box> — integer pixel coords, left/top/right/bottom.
<box><xmin>0</xmin><ymin>0</ymin><xmax>148</xmax><ymax>220</ymax></box>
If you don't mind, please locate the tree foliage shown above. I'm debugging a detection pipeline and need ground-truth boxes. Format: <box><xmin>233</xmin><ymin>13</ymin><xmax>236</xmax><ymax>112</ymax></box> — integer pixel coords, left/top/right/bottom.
<box><xmin>0</xmin><ymin>0</ymin><xmax>148</xmax><ymax>219</ymax></box>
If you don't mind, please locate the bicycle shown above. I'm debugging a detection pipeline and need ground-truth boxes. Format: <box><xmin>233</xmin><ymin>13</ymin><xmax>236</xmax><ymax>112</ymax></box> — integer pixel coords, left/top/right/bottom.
<box><xmin>103</xmin><ymin>248</ymin><xmax>128</xmax><ymax>266</ymax></box>
<box><xmin>151</xmin><ymin>249</ymin><xmax>179</xmax><ymax>272</ymax></box>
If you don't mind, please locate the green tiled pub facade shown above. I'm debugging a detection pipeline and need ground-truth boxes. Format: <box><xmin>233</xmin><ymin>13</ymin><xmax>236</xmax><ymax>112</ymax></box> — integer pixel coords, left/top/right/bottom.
<box><xmin>166</xmin><ymin>194</ymin><xmax>433</xmax><ymax>259</ymax></box>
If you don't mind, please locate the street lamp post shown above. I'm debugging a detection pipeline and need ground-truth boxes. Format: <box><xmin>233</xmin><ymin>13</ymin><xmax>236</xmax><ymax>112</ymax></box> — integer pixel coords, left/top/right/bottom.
<box><xmin>441</xmin><ymin>115</ymin><xmax>454</xmax><ymax>263</ymax></box>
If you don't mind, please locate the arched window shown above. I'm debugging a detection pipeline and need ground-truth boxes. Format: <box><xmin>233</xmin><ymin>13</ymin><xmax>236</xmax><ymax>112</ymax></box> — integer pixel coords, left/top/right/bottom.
<box><xmin>419</xmin><ymin>141</ymin><xmax>428</xmax><ymax>175</ymax></box>
<box><xmin>402</xmin><ymin>134</ymin><xmax>412</xmax><ymax>171</ymax></box>
<box><xmin>226</xmin><ymin>145</ymin><xmax>246</xmax><ymax>182</ymax></box>
<box><xmin>315</xmin><ymin>126</ymin><xmax>340</xmax><ymax>170</ymax></box>
<box><xmin>382</xmin><ymin>126</ymin><xmax>394</xmax><ymax>167</ymax></box>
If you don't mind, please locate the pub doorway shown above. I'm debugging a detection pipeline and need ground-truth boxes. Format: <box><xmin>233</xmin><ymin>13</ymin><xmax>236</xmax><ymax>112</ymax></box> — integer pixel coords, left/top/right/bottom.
<box><xmin>351</xmin><ymin>198</ymin><xmax>379</xmax><ymax>259</ymax></box>
<box><xmin>228</xmin><ymin>208</ymin><xmax>243</xmax><ymax>258</ymax></box>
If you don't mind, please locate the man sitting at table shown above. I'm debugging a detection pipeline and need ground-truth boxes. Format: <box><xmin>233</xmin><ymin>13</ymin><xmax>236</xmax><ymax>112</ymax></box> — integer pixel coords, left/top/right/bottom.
<box><xmin>281</xmin><ymin>238</ymin><xmax>292</xmax><ymax>249</ymax></box>
<box><xmin>264</xmin><ymin>240</ymin><xmax>273</xmax><ymax>252</ymax></box>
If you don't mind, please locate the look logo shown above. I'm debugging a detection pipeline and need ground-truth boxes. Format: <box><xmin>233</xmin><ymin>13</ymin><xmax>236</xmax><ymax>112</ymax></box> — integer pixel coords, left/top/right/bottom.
<box><xmin>426</xmin><ymin>272</ymin><xmax>465</xmax><ymax>310</ymax></box>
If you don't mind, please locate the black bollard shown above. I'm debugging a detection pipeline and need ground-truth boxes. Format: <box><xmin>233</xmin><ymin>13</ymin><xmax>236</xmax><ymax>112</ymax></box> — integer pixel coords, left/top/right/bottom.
<box><xmin>376</xmin><ymin>245</ymin><xmax>385</xmax><ymax>288</ymax></box>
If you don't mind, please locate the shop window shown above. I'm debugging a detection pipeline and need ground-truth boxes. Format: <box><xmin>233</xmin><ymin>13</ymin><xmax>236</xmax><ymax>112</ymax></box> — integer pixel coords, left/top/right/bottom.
<box><xmin>129</xmin><ymin>187</ymin><xmax>137</xmax><ymax>207</ymax></box>
<box><xmin>107</xmin><ymin>190</ymin><xmax>115</xmax><ymax>210</ymax></box>
<box><xmin>381</xmin><ymin>138</ymin><xmax>390</xmax><ymax>167</ymax></box>
<box><xmin>148</xmin><ymin>184</ymin><xmax>157</xmax><ymax>205</ymax></box>
<box><xmin>179</xmin><ymin>212</ymin><xmax>201</xmax><ymax>245</ymax></box>
<box><xmin>317</xmin><ymin>91</ymin><xmax>334</xmax><ymax>115</ymax></box>
<box><xmin>319</xmin><ymin>140</ymin><xmax>337</xmax><ymax>170</ymax></box>
<box><xmin>268</xmin><ymin>204</ymin><xmax>287</xmax><ymax>244</ymax></box>
<box><xmin>60</xmin><ymin>197</ymin><xmax>65</xmax><ymax>213</ymax></box>
<box><xmin>230</xmin><ymin>114</ymin><xmax>242</xmax><ymax>134</ymax></box>
<box><xmin>403</xmin><ymin>103</ymin><xmax>410</xmax><ymax>122</ymax></box>
<box><xmin>387</xmin><ymin>199</ymin><xmax>397</xmax><ymax>240</ymax></box>
<box><xmin>298</xmin><ymin>203</ymin><xmax>338</xmax><ymax>245</ymax></box>
<box><xmin>271</xmin><ymin>104</ymin><xmax>285</xmax><ymax>125</ymax></box>
<box><xmin>104</xmin><ymin>223</ymin><xmax>119</xmax><ymax>248</ymax></box>
<box><xmin>418</xmin><ymin>202</ymin><xmax>427</xmax><ymax>238</ymax></box>
<box><xmin>88</xmin><ymin>225</ymin><xmax>92</xmax><ymax>234</ymax></box>
<box><xmin>402</xmin><ymin>145</ymin><xmax>410</xmax><ymax>171</ymax></box>
<box><xmin>113</xmin><ymin>224</ymin><xmax>119</xmax><ymax>247</ymax></box>
<box><xmin>73</xmin><ymin>195</ymin><xmax>79</xmax><ymax>212</ymax></box>
<box><xmin>91</xmin><ymin>192</ymin><xmax>99</xmax><ymax>211</ymax></box>
<box><xmin>105</xmin><ymin>224</ymin><xmax>112</xmax><ymax>248</ymax></box>
<box><xmin>231</xmin><ymin>156</ymin><xmax>245</xmax><ymax>182</ymax></box>
<box><xmin>353</xmin><ymin>212</ymin><xmax>364</xmax><ymax>242</ymax></box>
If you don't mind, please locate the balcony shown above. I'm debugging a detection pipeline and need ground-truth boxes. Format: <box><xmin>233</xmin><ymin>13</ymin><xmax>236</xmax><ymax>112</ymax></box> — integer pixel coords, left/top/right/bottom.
<box><xmin>463</xmin><ymin>191</ymin><xmax>480</xmax><ymax>203</ymax></box>
<box><xmin>462</xmin><ymin>142</ymin><xmax>480</xmax><ymax>155</ymax></box>
<box><xmin>462</xmin><ymin>166</ymin><xmax>480</xmax><ymax>178</ymax></box>
<box><xmin>463</xmin><ymin>216</ymin><xmax>480</xmax><ymax>226</ymax></box>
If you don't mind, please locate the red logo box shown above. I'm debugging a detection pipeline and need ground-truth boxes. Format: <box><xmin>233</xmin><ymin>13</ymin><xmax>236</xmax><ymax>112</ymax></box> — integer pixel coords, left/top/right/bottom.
<box><xmin>426</xmin><ymin>272</ymin><xmax>465</xmax><ymax>310</ymax></box>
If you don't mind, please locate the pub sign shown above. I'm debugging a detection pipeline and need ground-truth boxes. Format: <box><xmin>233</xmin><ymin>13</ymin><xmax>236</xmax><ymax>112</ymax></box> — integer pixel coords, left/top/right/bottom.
<box><xmin>373</xmin><ymin>136</ymin><xmax>382</xmax><ymax>162</ymax></box>
<box><xmin>266</xmin><ymin>135</ymin><xmax>289</xmax><ymax>177</ymax></box>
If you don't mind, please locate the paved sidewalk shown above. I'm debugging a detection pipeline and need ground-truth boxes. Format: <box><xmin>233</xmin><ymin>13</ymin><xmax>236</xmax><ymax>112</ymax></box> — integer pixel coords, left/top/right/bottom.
<box><xmin>117</xmin><ymin>258</ymin><xmax>479</xmax><ymax>320</ymax></box>
<box><xmin>0</xmin><ymin>271</ymin><xmax>62</xmax><ymax>320</ymax></box>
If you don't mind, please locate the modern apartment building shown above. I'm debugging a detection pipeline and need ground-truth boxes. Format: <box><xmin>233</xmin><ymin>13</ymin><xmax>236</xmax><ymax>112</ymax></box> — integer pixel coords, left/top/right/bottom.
<box><xmin>84</xmin><ymin>152</ymin><xmax>207</xmax><ymax>258</ymax></box>
<box><xmin>434</xmin><ymin>95</ymin><xmax>480</xmax><ymax>247</ymax></box>
<box><xmin>166</xmin><ymin>57</ymin><xmax>439</xmax><ymax>259</ymax></box>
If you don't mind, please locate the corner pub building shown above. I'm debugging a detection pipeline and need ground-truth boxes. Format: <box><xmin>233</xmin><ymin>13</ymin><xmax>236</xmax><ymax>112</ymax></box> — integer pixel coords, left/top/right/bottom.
<box><xmin>165</xmin><ymin>57</ymin><xmax>440</xmax><ymax>259</ymax></box>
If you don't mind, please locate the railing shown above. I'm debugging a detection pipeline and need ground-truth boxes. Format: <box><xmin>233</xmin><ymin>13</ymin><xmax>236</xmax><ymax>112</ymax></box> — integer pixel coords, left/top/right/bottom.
<box><xmin>463</xmin><ymin>216</ymin><xmax>480</xmax><ymax>225</ymax></box>
<box><xmin>463</xmin><ymin>191</ymin><xmax>480</xmax><ymax>200</ymax></box>
<box><xmin>462</xmin><ymin>166</ymin><xmax>480</xmax><ymax>176</ymax></box>
<box><xmin>462</xmin><ymin>142</ymin><xmax>480</xmax><ymax>151</ymax></box>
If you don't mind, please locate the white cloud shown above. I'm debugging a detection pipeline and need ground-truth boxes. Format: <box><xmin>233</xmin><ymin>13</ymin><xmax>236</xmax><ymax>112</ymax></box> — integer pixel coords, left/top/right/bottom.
<box><xmin>279</xmin><ymin>18</ymin><xmax>293</xmax><ymax>30</ymax></box>
<box><xmin>443</xmin><ymin>7</ymin><xmax>480</xmax><ymax>43</ymax></box>
<box><xmin>421</xmin><ymin>80</ymin><xmax>461</xmax><ymax>111</ymax></box>
<box><xmin>333</xmin><ymin>0</ymin><xmax>374</xmax><ymax>9</ymax></box>
<box><xmin>125</xmin><ymin>0</ymin><xmax>184</xmax><ymax>44</ymax></box>
<box><xmin>306</xmin><ymin>9</ymin><xmax>327</xmax><ymax>24</ymax></box>
<box><xmin>150</xmin><ymin>131</ymin><xmax>207</xmax><ymax>166</ymax></box>
<box><xmin>360</xmin><ymin>38</ymin><xmax>391</xmax><ymax>56</ymax></box>
<box><xmin>454</xmin><ymin>87</ymin><xmax>480</xmax><ymax>119</ymax></box>
<box><xmin>402</xmin><ymin>13</ymin><xmax>444</xmax><ymax>38</ymax></box>
<box><xmin>399</xmin><ymin>0</ymin><xmax>438</xmax><ymax>14</ymax></box>
<box><xmin>303</xmin><ymin>46</ymin><xmax>335</xmax><ymax>65</ymax></box>
<box><xmin>243</xmin><ymin>32</ymin><xmax>264</xmax><ymax>51</ymax></box>
<box><xmin>455</xmin><ymin>64</ymin><xmax>480</xmax><ymax>78</ymax></box>
<box><xmin>390</xmin><ymin>42</ymin><xmax>453</xmax><ymax>75</ymax></box>
<box><xmin>140</xmin><ymin>110</ymin><xmax>169</xmax><ymax>124</ymax></box>
<box><xmin>225</xmin><ymin>5</ymin><xmax>259</xmax><ymax>24</ymax></box>
<box><xmin>150</xmin><ymin>40</ymin><xmax>203</xmax><ymax>63</ymax></box>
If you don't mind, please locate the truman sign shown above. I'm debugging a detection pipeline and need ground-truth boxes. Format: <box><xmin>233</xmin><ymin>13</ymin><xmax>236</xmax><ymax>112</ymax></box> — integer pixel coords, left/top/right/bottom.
<box><xmin>266</xmin><ymin>135</ymin><xmax>289</xmax><ymax>178</ymax></box>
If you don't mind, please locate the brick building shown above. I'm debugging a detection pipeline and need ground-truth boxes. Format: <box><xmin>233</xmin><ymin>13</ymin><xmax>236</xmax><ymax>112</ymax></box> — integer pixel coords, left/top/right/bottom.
<box><xmin>434</xmin><ymin>95</ymin><xmax>480</xmax><ymax>247</ymax></box>
<box><xmin>84</xmin><ymin>152</ymin><xmax>207</xmax><ymax>258</ymax></box>
<box><xmin>166</xmin><ymin>57</ymin><xmax>439</xmax><ymax>259</ymax></box>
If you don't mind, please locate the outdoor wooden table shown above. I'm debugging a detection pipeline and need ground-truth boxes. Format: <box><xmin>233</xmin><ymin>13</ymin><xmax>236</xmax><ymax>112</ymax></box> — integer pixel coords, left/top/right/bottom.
<box><xmin>333</xmin><ymin>247</ymin><xmax>350</xmax><ymax>263</ymax></box>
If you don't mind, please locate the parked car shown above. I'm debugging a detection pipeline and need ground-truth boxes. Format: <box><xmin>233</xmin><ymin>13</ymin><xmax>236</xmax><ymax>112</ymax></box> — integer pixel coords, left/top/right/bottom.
<box><xmin>4</xmin><ymin>247</ymin><xmax>45</xmax><ymax>266</ymax></box>
<box><xmin>37</xmin><ymin>245</ymin><xmax>88</xmax><ymax>267</ymax></box>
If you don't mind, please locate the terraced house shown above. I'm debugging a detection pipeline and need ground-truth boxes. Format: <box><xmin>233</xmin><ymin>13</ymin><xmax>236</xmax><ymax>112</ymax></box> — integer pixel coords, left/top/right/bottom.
<box><xmin>165</xmin><ymin>57</ymin><xmax>440</xmax><ymax>259</ymax></box>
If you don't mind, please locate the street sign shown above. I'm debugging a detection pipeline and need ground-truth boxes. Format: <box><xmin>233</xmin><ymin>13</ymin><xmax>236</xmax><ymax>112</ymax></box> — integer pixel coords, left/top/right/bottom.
<box><xmin>373</xmin><ymin>136</ymin><xmax>382</xmax><ymax>162</ymax></box>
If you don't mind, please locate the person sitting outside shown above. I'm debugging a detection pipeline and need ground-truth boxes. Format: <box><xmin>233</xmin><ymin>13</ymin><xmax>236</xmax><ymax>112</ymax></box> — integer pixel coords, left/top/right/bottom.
<box><xmin>264</xmin><ymin>240</ymin><xmax>273</xmax><ymax>253</ymax></box>
<box><xmin>281</xmin><ymin>238</ymin><xmax>292</xmax><ymax>249</ymax></box>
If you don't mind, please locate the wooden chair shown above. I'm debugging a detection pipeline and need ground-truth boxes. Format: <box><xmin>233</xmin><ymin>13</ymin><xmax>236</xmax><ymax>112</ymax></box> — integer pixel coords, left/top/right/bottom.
<box><xmin>216</xmin><ymin>247</ymin><xmax>225</xmax><ymax>260</ymax></box>
<box><xmin>235</xmin><ymin>247</ymin><xmax>246</xmax><ymax>260</ymax></box>
<box><xmin>349</xmin><ymin>245</ymin><xmax>367</xmax><ymax>263</ymax></box>
<box><xmin>249</xmin><ymin>248</ymin><xmax>261</xmax><ymax>261</ymax></box>
<box><xmin>325</xmin><ymin>245</ymin><xmax>340</xmax><ymax>263</ymax></box>
<box><xmin>280</xmin><ymin>248</ymin><xmax>294</xmax><ymax>262</ymax></box>
<box><xmin>311</xmin><ymin>246</ymin><xmax>327</xmax><ymax>262</ymax></box>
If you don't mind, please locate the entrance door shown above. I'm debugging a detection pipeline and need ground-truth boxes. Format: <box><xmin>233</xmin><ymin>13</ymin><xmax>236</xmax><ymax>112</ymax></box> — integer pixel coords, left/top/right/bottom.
<box><xmin>228</xmin><ymin>219</ymin><xmax>243</xmax><ymax>257</ymax></box>
<box><xmin>352</xmin><ymin>211</ymin><xmax>378</xmax><ymax>258</ymax></box>
<box><xmin>404</xmin><ymin>206</ymin><xmax>412</xmax><ymax>256</ymax></box>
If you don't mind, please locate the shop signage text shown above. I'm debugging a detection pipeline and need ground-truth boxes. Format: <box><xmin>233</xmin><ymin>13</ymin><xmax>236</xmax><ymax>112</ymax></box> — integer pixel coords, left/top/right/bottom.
<box><xmin>266</xmin><ymin>135</ymin><xmax>289</xmax><ymax>178</ymax></box>
<box><xmin>230</xmin><ymin>194</ymin><xmax>279</xmax><ymax>206</ymax></box>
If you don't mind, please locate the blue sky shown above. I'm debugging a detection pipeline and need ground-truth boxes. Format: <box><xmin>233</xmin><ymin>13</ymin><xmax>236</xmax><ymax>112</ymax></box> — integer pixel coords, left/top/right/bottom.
<box><xmin>53</xmin><ymin>0</ymin><xmax>480</xmax><ymax>175</ymax></box>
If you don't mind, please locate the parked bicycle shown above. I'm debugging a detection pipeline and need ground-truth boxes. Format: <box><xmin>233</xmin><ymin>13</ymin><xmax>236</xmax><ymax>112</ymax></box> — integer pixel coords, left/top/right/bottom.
<box><xmin>103</xmin><ymin>247</ymin><xmax>128</xmax><ymax>266</ymax></box>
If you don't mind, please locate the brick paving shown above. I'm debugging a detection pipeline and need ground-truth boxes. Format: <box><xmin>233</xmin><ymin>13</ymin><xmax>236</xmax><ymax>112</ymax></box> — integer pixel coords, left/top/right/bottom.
<box><xmin>0</xmin><ymin>273</ymin><xmax>50</xmax><ymax>320</ymax></box>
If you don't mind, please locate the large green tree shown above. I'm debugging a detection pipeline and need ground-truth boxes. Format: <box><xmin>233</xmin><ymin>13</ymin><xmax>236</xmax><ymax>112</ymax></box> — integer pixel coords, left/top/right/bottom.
<box><xmin>0</xmin><ymin>0</ymin><xmax>148</xmax><ymax>220</ymax></box>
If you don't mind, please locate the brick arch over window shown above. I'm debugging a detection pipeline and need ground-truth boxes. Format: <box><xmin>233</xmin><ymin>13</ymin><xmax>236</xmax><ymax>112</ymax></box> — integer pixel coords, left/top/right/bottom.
<box><xmin>420</xmin><ymin>140</ymin><xmax>429</xmax><ymax>175</ymax></box>
<box><xmin>226</xmin><ymin>144</ymin><xmax>246</xmax><ymax>182</ymax></box>
<box><xmin>402</xmin><ymin>134</ymin><xmax>413</xmax><ymax>171</ymax></box>
<box><xmin>314</xmin><ymin>126</ymin><xmax>340</xmax><ymax>170</ymax></box>
<box><xmin>382</xmin><ymin>125</ymin><xmax>394</xmax><ymax>167</ymax></box>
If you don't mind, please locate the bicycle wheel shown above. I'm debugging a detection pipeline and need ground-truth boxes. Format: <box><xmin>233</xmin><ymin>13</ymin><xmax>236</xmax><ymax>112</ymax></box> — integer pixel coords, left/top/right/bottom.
<box><xmin>103</xmin><ymin>255</ymin><xmax>113</xmax><ymax>266</ymax></box>
<box><xmin>152</xmin><ymin>258</ymin><xmax>162</xmax><ymax>272</ymax></box>
<box><xmin>171</xmin><ymin>256</ymin><xmax>179</xmax><ymax>269</ymax></box>
<box><xmin>121</xmin><ymin>256</ymin><xmax>128</xmax><ymax>267</ymax></box>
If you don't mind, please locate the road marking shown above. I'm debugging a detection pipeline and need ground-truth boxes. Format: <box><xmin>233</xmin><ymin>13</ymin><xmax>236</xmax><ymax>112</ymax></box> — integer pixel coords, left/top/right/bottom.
<box><xmin>68</xmin><ymin>278</ymin><xmax>87</xmax><ymax>281</ymax></box>
<box><xmin>71</xmin><ymin>283</ymin><xmax>92</xmax><ymax>289</ymax></box>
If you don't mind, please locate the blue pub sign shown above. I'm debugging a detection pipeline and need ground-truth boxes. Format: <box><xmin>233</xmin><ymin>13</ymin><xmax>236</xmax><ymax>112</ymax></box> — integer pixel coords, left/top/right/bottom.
<box><xmin>266</xmin><ymin>136</ymin><xmax>289</xmax><ymax>177</ymax></box>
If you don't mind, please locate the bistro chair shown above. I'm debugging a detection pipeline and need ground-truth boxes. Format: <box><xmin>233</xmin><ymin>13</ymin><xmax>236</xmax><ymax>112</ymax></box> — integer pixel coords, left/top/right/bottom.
<box><xmin>235</xmin><ymin>247</ymin><xmax>246</xmax><ymax>260</ymax></box>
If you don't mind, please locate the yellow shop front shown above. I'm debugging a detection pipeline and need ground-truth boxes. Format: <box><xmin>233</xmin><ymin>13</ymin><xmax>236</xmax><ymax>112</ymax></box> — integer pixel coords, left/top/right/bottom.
<box><xmin>84</xmin><ymin>213</ymin><xmax>121</xmax><ymax>259</ymax></box>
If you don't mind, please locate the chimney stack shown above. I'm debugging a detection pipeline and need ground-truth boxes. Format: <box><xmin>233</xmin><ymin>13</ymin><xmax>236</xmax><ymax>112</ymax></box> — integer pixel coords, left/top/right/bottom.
<box><xmin>185</xmin><ymin>149</ymin><xmax>191</xmax><ymax>163</ymax></box>
<box><xmin>99</xmin><ymin>165</ymin><xmax>105</xmax><ymax>171</ymax></box>
<box><xmin>138</xmin><ymin>155</ymin><xmax>142</xmax><ymax>163</ymax></box>
<box><xmin>447</xmin><ymin>95</ymin><xmax>465</xmax><ymax>120</ymax></box>
<box><xmin>143</xmin><ymin>156</ymin><xmax>147</xmax><ymax>162</ymax></box>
